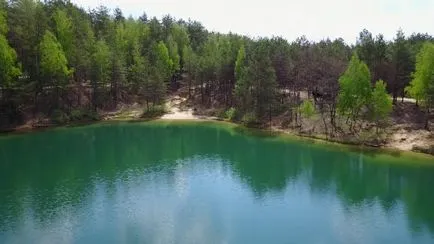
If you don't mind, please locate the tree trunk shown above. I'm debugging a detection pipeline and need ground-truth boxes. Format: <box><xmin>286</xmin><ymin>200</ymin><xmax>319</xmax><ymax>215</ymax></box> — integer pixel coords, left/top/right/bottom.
<box><xmin>200</xmin><ymin>81</ymin><xmax>204</xmax><ymax>104</ymax></box>
<box><xmin>92</xmin><ymin>82</ymin><xmax>98</xmax><ymax>112</ymax></box>
<box><xmin>320</xmin><ymin>109</ymin><xmax>328</xmax><ymax>138</ymax></box>
<box><xmin>188</xmin><ymin>78</ymin><xmax>192</xmax><ymax>99</ymax></box>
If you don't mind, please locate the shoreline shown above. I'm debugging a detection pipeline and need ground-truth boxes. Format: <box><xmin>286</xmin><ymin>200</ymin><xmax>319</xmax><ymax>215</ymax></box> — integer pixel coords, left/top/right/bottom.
<box><xmin>1</xmin><ymin>96</ymin><xmax>432</xmax><ymax>157</ymax></box>
<box><xmin>2</xmin><ymin>113</ymin><xmax>433</xmax><ymax>159</ymax></box>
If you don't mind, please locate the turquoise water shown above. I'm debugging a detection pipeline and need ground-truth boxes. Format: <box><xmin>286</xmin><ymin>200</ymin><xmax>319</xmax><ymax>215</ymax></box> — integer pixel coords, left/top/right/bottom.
<box><xmin>0</xmin><ymin>122</ymin><xmax>433</xmax><ymax>243</ymax></box>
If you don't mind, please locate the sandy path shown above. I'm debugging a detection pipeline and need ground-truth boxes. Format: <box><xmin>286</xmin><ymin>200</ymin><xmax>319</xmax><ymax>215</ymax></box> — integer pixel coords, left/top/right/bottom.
<box><xmin>161</xmin><ymin>96</ymin><xmax>197</xmax><ymax>120</ymax></box>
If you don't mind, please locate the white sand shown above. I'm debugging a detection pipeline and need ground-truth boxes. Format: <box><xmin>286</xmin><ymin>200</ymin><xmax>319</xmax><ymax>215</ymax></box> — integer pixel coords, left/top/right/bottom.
<box><xmin>161</xmin><ymin>96</ymin><xmax>197</xmax><ymax>120</ymax></box>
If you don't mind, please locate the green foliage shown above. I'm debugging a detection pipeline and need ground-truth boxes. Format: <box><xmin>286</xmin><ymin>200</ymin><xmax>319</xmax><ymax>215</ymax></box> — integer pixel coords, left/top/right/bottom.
<box><xmin>234</xmin><ymin>70</ymin><xmax>252</xmax><ymax>114</ymax></box>
<box><xmin>235</xmin><ymin>45</ymin><xmax>246</xmax><ymax>81</ymax></box>
<box><xmin>0</xmin><ymin>0</ymin><xmax>432</xmax><ymax>135</ymax></box>
<box><xmin>170</xmin><ymin>23</ymin><xmax>189</xmax><ymax>65</ymax></box>
<box><xmin>406</xmin><ymin>42</ymin><xmax>434</xmax><ymax>107</ymax></box>
<box><xmin>70</xmin><ymin>108</ymin><xmax>100</xmax><ymax>122</ymax></box>
<box><xmin>187</xmin><ymin>20</ymin><xmax>207</xmax><ymax>51</ymax></box>
<box><xmin>153</xmin><ymin>41</ymin><xmax>173</xmax><ymax>82</ymax></box>
<box><xmin>182</xmin><ymin>45</ymin><xmax>196</xmax><ymax>73</ymax></box>
<box><xmin>8</xmin><ymin>0</ymin><xmax>48</xmax><ymax>82</ymax></box>
<box><xmin>371</xmin><ymin>80</ymin><xmax>392</xmax><ymax>123</ymax></box>
<box><xmin>0</xmin><ymin>35</ymin><xmax>21</xmax><ymax>88</ymax></box>
<box><xmin>241</xmin><ymin>112</ymin><xmax>259</xmax><ymax>127</ymax></box>
<box><xmin>39</xmin><ymin>30</ymin><xmax>71</xmax><ymax>82</ymax></box>
<box><xmin>391</xmin><ymin>29</ymin><xmax>413</xmax><ymax>100</ymax></box>
<box><xmin>299</xmin><ymin>99</ymin><xmax>316</xmax><ymax>118</ymax></box>
<box><xmin>53</xmin><ymin>9</ymin><xmax>73</xmax><ymax>59</ymax></box>
<box><xmin>238</xmin><ymin>40</ymin><xmax>278</xmax><ymax>119</ymax></box>
<box><xmin>92</xmin><ymin>40</ymin><xmax>111</xmax><ymax>84</ymax></box>
<box><xmin>0</xmin><ymin>0</ymin><xmax>7</xmax><ymax>35</ymax></box>
<box><xmin>51</xmin><ymin>109</ymin><xmax>69</xmax><ymax>124</ymax></box>
<box><xmin>141</xmin><ymin>104</ymin><xmax>166</xmax><ymax>118</ymax></box>
<box><xmin>337</xmin><ymin>54</ymin><xmax>372</xmax><ymax>121</ymax></box>
<box><xmin>166</xmin><ymin>35</ymin><xmax>180</xmax><ymax>72</ymax></box>
<box><xmin>129</xmin><ymin>53</ymin><xmax>149</xmax><ymax>88</ymax></box>
<box><xmin>225</xmin><ymin>107</ymin><xmax>238</xmax><ymax>121</ymax></box>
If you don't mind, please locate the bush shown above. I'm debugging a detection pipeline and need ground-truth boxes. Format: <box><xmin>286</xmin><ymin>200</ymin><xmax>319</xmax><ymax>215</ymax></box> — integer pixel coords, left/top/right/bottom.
<box><xmin>225</xmin><ymin>107</ymin><xmax>237</xmax><ymax>121</ymax></box>
<box><xmin>280</xmin><ymin>117</ymin><xmax>292</xmax><ymax>128</ymax></box>
<box><xmin>142</xmin><ymin>105</ymin><xmax>166</xmax><ymax>118</ymax></box>
<box><xmin>241</xmin><ymin>112</ymin><xmax>259</xmax><ymax>127</ymax></box>
<box><xmin>70</xmin><ymin>108</ymin><xmax>100</xmax><ymax>122</ymax></box>
<box><xmin>299</xmin><ymin>99</ymin><xmax>316</xmax><ymax>118</ymax></box>
<box><xmin>51</xmin><ymin>109</ymin><xmax>69</xmax><ymax>125</ymax></box>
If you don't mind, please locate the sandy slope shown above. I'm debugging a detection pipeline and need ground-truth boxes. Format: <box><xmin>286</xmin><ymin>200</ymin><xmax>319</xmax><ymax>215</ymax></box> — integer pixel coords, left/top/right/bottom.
<box><xmin>386</xmin><ymin>127</ymin><xmax>433</xmax><ymax>151</ymax></box>
<box><xmin>161</xmin><ymin>95</ymin><xmax>197</xmax><ymax>120</ymax></box>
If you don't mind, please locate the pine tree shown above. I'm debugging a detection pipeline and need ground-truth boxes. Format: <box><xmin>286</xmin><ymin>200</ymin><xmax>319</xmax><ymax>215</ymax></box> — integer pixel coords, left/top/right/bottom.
<box><xmin>91</xmin><ymin>40</ymin><xmax>111</xmax><ymax>110</ymax></box>
<box><xmin>236</xmin><ymin>40</ymin><xmax>277</xmax><ymax>122</ymax></box>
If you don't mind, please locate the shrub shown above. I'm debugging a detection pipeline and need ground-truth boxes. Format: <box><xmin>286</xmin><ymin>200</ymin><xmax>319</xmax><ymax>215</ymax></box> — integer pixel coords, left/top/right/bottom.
<box><xmin>51</xmin><ymin>109</ymin><xmax>69</xmax><ymax>124</ymax></box>
<box><xmin>280</xmin><ymin>117</ymin><xmax>292</xmax><ymax>128</ymax></box>
<box><xmin>299</xmin><ymin>99</ymin><xmax>316</xmax><ymax>119</ymax></box>
<box><xmin>241</xmin><ymin>112</ymin><xmax>259</xmax><ymax>127</ymax></box>
<box><xmin>70</xmin><ymin>108</ymin><xmax>100</xmax><ymax>122</ymax></box>
<box><xmin>225</xmin><ymin>107</ymin><xmax>237</xmax><ymax>121</ymax></box>
<box><xmin>142</xmin><ymin>105</ymin><xmax>166</xmax><ymax>118</ymax></box>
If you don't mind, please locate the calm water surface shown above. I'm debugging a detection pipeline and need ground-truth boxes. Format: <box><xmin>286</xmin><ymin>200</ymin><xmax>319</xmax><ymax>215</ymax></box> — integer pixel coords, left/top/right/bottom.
<box><xmin>0</xmin><ymin>122</ymin><xmax>434</xmax><ymax>244</ymax></box>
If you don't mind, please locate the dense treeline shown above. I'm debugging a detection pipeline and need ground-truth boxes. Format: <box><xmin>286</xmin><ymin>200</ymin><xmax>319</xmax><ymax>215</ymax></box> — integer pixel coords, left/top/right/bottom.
<box><xmin>0</xmin><ymin>0</ymin><xmax>433</xmax><ymax>135</ymax></box>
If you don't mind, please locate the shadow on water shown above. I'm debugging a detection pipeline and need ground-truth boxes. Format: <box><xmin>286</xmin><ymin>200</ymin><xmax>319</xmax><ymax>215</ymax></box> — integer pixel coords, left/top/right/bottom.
<box><xmin>0</xmin><ymin>121</ymin><xmax>434</xmax><ymax>238</ymax></box>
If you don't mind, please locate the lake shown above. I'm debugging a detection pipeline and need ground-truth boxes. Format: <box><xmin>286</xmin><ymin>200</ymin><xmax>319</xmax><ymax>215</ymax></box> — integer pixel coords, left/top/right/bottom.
<box><xmin>0</xmin><ymin>121</ymin><xmax>434</xmax><ymax>244</ymax></box>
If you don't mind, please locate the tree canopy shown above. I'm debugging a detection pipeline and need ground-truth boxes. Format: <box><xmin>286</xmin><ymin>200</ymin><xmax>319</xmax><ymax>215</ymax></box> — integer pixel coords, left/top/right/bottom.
<box><xmin>0</xmin><ymin>0</ymin><xmax>432</xmax><ymax>133</ymax></box>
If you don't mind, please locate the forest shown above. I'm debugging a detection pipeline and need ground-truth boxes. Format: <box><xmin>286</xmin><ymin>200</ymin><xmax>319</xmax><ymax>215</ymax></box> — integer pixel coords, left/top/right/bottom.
<box><xmin>0</xmin><ymin>0</ymin><xmax>433</xmax><ymax>145</ymax></box>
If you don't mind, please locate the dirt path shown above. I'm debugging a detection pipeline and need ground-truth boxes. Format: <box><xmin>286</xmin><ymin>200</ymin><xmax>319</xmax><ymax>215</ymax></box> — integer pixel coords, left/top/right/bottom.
<box><xmin>161</xmin><ymin>95</ymin><xmax>197</xmax><ymax>120</ymax></box>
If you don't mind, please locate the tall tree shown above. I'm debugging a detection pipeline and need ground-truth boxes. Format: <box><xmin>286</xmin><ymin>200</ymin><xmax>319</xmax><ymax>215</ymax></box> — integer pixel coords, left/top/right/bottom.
<box><xmin>337</xmin><ymin>54</ymin><xmax>372</xmax><ymax>129</ymax></box>
<box><xmin>356</xmin><ymin>29</ymin><xmax>375</xmax><ymax>73</ymax></box>
<box><xmin>234</xmin><ymin>44</ymin><xmax>250</xmax><ymax>112</ymax></box>
<box><xmin>235</xmin><ymin>45</ymin><xmax>246</xmax><ymax>82</ymax></box>
<box><xmin>68</xmin><ymin>6</ymin><xmax>95</xmax><ymax>83</ymax></box>
<box><xmin>39</xmin><ymin>30</ymin><xmax>71</xmax><ymax>109</ymax></box>
<box><xmin>91</xmin><ymin>40</ymin><xmax>111</xmax><ymax>110</ymax></box>
<box><xmin>113</xmin><ymin>7</ymin><xmax>125</xmax><ymax>23</ymax></box>
<box><xmin>39</xmin><ymin>30</ymin><xmax>71</xmax><ymax>84</ymax></box>
<box><xmin>0</xmin><ymin>0</ymin><xmax>7</xmax><ymax>35</ymax></box>
<box><xmin>187</xmin><ymin>20</ymin><xmax>207</xmax><ymax>51</ymax></box>
<box><xmin>0</xmin><ymin>2</ymin><xmax>21</xmax><ymax>89</ymax></box>
<box><xmin>391</xmin><ymin>29</ymin><xmax>412</xmax><ymax>102</ymax></box>
<box><xmin>0</xmin><ymin>35</ymin><xmax>21</xmax><ymax>89</ymax></box>
<box><xmin>90</xmin><ymin>5</ymin><xmax>111</xmax><ymax>40</ymax></box>
<box><xmin>52</xmin><ymin>9</ymin><xmax>73</xmax><ymax>60</ymax></box>
<box><xmin>152</xmin><ymin>41</ymin><xmax>173</xmax><ymax>82</ymax></box>
<box><xmin>406</xmin><ymin>42</ymin><xmax>434</xmax><ymax>129</ymax></box>
<box><xmin>148</xmin><ymin>17</ymin><xmax>163</xmax><ymax>42</ymax></box>
<box><xmin>8</xmin><ymin>0</ymin><xmax>48</xmax><ymax>83</ymax></box>
<box><xmin>144</xmin><ymin>41</ymin><xmax>171</xmax><ymax>108</ymax></box>
<box><xmin>237</xmin><ymin>39</ymin><xmax>277</xmax><ymax>122</ymax></box>
<box><xmin>139</xmin><ymin>11</ymin><xmax>148</xmax><ymax>23</ymax></box>
<box><xmin>109</xmin><ymin>23</ymin><xmax>127</xmax><ymax>105</ymax></box>
<box><xmin>370</xmin><ymin>80</ymin><xmax>392</xmax><ymax>133</ymax></box>
<box><xmin>182</xmin><ymin>45</ymin><xmax>197</xmax><ymax>98</ymax></box>
<box><xmin>166</xmin><ymin>35</ymin><xmax>180</xmax><ymax>73</ymax></box>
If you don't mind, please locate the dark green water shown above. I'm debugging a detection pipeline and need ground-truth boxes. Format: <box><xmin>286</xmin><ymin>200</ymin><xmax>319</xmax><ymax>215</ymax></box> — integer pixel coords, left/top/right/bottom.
<box><xmin>1</xmin><ymin>122</ymin><xmax>434</xmax><ymax>244</ymax></box>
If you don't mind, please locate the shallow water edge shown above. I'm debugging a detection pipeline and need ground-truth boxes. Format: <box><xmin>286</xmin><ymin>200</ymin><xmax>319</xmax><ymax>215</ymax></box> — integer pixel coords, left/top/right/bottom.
<box><xmin>2</xmin><ymin>118</ymin><xmax>432</xmax><ymax>163</ymax></box>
